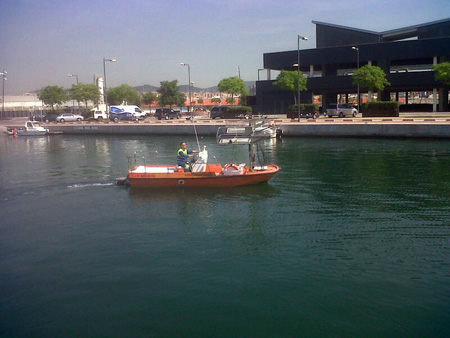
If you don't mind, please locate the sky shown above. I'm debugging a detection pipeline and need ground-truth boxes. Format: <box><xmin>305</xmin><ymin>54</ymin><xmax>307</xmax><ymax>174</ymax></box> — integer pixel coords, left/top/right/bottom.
<box><xmin>0</xmin><ymin>0</ymin><xmax>448</xmax><ymax>95</ymax></box>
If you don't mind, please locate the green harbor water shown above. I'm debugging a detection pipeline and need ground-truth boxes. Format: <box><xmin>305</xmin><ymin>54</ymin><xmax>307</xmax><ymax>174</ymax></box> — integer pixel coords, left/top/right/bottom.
<box><xmin>1</xmin><ymin>134</ymin><xmax>450</xmax><ymax>337</ymax></box>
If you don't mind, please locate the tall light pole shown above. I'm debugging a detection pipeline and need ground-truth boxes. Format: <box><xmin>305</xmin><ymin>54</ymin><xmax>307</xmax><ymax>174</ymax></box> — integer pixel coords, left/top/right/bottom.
<box><xmin>68</xmin><ymin>73</ymin><xmax>78</xmax><ymax>84</ymax></box>
<box><xmin>68</xmin><ymin>74</ymin><xmax>79</xmax><ymax>112</ymax></box>
<box><xmin>352</xmin><ymin>46</ymin><xmax>360</xmax><ymax>110</ymax></box>
<box><xmin>0</xmin><ymin>71</ymin><xmax>6</xmax><ymax>119</ymax></box>
<box><xmin>103</xmin><ymin>58</ymin><xmax>116</xmax><ymax>115</ymax></box>
<box><xmin>180</xmin><ymin>62</ymin><xmax>191</xmax><ymax>115</ymax></box>
<box><xmin>297</xmin><ymin>35</ymin><xmax>308</xmax><ymax>121</ymax></box>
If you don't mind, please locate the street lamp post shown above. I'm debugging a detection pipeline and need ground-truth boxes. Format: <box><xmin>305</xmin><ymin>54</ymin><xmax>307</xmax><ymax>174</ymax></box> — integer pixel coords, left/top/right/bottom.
<box><xmin>297</xmin><ymin>35</ymin><xmax>308</xmax><ymax>121</ymax></box>
<box><xmin>352</xmin><ymin>46</ymin><xmax>360</xmax><ymax>110</ymax></box>
<box><xmin>68</xmin><ymin>73</ymin><xmax>78</xmax><ymax>84</ymax></box>
<box><xmin>103</xmin><ymin>58</ymin><xmax>117</xmax><ymax>115</ymax></box>
<box><xmin>0</xmin><ymin>71</ymin><xmax>6</xmax><ymax>120</ymax></box>
<box><xmin>68</xmin><ymin>74</ymin><xmax>79</xmax><ymax>112</ymax></box>
<box><xmin>180</xmin><ymin>63</ymin><xmax>191</xmax><ymax>115</ymax></box>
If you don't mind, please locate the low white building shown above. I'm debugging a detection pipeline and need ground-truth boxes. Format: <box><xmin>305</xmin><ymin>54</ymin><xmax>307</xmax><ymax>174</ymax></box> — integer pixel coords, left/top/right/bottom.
<box><xmin>2</xmin><ymin>94</ymin><xmax>43</xmax><ymax>110</ymax></box>
<box><xmin>0</xmin><ymin>94</ymin><xmax>80</xmax><ymax>118</ymax></box>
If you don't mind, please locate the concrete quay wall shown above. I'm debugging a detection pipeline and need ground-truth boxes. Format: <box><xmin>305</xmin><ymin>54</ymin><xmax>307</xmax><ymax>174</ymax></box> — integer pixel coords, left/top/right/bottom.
<box><xmin>45</xmin><ymin>121</ymin><xmax>450</xmax><ymax>139</ymax></box>
<box><xmin>47</xmin><ymin>123</ymin><xmax>221</xmax><ymax>136</ymax></box>
<box><xmin>281</xmin><ymin>123</ymin><xmax>450</xmax><ymax>138</ymax></box>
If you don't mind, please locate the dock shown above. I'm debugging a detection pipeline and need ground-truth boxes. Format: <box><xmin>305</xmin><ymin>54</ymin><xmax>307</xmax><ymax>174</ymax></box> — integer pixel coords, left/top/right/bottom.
<box><xmin>2</xmin><ymin>115</ymin><xmax>450</xmax><ymax>139</ymax></box>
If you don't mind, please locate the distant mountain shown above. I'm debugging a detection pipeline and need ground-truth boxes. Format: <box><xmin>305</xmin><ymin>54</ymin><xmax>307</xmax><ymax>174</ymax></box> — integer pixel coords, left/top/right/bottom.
<box><xmin>178</xmin><ymin>85</ymin><xmax>209</xmax><ymax>93</ymax></box>
<box><xmin>28</xmin><ymin>81</ymin><xmax>256</xmax><ymax>96</ymax></box>
<box><xmin>134</xmin><ymin>84</ymin><xmax>217</xmax><ymax>93</ymax></box>
<box><xmin>204</xmin><ymin>86</ymin><xmax>218</xmax><ymax>92</ymax></box>
<box><xmin>134</xmin><ymin>81</ymin><xmax>256</xmax><ymax>94</ymax></box>
<box><xmin>132</xmin><ymin>84</ymin><xmax>159</xmax><ymax>93</ymax></box>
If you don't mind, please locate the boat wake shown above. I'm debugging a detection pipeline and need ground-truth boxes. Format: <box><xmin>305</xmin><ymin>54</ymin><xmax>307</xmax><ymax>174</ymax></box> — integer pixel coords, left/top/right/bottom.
<box><xmin>1</xmin><ymin>182</ymin><xmax>115</xmax><ymax>203</ymax></box>
<box><xmin>67</xmin><ymin>182</ymin><xmax>114</xmax><ymax>189</ymax></box>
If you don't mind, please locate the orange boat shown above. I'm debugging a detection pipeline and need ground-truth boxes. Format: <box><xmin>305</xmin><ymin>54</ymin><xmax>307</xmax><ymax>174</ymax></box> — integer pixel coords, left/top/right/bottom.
<box><xmin>125</xmin><ymin>163</ymin><xmax>280</xmax><ymax>188</ymax></box>
<box><xmin>117</xmin><ymin>120</ymin><xmax>281</xmax><ymax>188</ymax></box>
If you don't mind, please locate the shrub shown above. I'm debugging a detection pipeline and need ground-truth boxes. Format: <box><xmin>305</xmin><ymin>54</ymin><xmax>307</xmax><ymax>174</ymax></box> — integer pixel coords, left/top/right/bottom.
<box><xmin>288</xmin><ymin>104</ymin><xmax>319</xmax><ymax>112</ymax></box>
<box><xmin>362</xmin><ymin>101</ymin><xmax>400</xmax><ymax>117</ymax></box>
<box><xmin>82</xmin><ymin>111</ymin><xmax>92</xmax><ymax>119</ymax></box>
<box><xmin>228</xmin><ymin>106</ymin><xmax>252</xmax><ymax>113</ymax></box>
<box><xmin>362</xmin><ymin>101</ymin><xmax>400</xmax><ymax>111</ymax></box>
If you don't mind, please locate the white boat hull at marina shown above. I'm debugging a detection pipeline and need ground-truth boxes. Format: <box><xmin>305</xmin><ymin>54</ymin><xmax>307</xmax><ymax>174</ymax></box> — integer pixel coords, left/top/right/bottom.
<box><xmin>15</xmin><ymin>121</ymin><xmax>48</xmax><ymax>136</ymax></box>
<box><xmin>254</xmin><ymin>125</ymin><xmax>277</xmax><ymax>138</ymax></box>
<box><xmin>2</xmin><ymin>121</ymin><xmax>63</xmax><ymax>136</ymax></box>
<box><xmin>17</xmin><ymin>129</ymin><xmax>48</xmax><ymax>136</ymax></box>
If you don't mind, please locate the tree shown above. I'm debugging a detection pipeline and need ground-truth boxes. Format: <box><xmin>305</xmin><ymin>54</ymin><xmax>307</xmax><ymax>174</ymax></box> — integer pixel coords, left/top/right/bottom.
<box><xmin>273</xmin><ymin>70</ymin><xmax>307</xmax><ymax>104</ymax></box>
<box><xmin>218</xmin><ymin>77</ymin><xmax>248</xmax><ymax>102</ymax></box>
<box><xmin>70</xmin><ymin>83</ymin><xmax>101</xmax><ymax>111</ymax></box>
<box><xmin>107</xmin><ymin>84</ymin><xmax>141</xmax><ymax>105</ymax></box>
<box><xmin>434</xmin><ymin>62</ymin><xmax>450</xmax><ymax>85</ymax></box>
<box><xmin>211</xmin><ymin>98</ymin><xmax>221</xmax><ymax>104</ymax></box>
<box><xmin>157</xmin><ymin>80</ymin><xmax>186</xmax><ymax>107</ymax></box>
<box><xmin>142</xmin><ymin>91</ymin><xmax>158</xmax><ymax>106</ymax></box>
<box><xmin>174</xmin><ymin>92</ymin><xmax>186</xmax><ymax>107</ymax></box>
<box><xmin>353</xmin><ymin>65</ymin><xmax>391</xmax><ymax>100</ymax></box>
<box><xmin>38</xmin><ymin>86</ymin><xmax>68</xmax><ymax>111</ymax></box>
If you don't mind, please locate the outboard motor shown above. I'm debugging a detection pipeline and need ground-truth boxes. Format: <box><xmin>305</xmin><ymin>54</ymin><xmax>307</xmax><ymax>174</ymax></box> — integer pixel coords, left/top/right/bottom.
<box><xmin>276</xmin><ymin>128</ymin><xmax>283</xmax><ymax>140</ymax></box>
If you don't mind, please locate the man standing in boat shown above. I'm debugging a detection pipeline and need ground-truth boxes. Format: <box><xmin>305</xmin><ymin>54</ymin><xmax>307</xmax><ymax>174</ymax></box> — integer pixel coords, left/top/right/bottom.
<box><xmin>177</xmin><ymin>142</ymin><xmax>198</xmax><ymax>171</ymax></box>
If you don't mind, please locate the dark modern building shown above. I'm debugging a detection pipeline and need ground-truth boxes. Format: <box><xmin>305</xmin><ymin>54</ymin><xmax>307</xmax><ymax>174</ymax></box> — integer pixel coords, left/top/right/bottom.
<box><xmin>256</xmin><ymin>18</ymin><xmax>450</xmax><ymax>114</ymax></box>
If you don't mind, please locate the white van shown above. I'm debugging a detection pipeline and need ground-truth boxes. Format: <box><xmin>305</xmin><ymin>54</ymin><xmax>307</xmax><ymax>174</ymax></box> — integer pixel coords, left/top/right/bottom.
<box><xmin>110</xmin><ymin>105</ymin><xmax>146</xmax><ymax>119</ymax></box>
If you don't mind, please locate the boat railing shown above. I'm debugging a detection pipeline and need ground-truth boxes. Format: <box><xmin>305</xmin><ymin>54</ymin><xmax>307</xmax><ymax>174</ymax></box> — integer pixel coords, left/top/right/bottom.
<box><xmin>127</xmin><ymin>151</ymin><xmax>147</xmax><ymax>170</ymax></box>
<box><xmin>215</xmin><ymin>119</ymin><xmax>277</xmax><ymax>169</ymax></box>
<box><xmin>216</xmin><ymin>120</ymin><xmax>276</xmax><ymax>145</ymax></box>
<box><xmin>216</xmin><ymin>125</ymin><xmax>253</xmax><ymax>145</ymax></box>
<box><xmin>126</xmin><ymin>150</ymin><xmax>177</xmax><ymax>174</ymax></box>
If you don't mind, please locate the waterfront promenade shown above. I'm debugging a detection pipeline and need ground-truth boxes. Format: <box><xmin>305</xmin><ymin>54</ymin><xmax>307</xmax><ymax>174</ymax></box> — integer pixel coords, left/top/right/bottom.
<box><xmin>2</xmin><ymin>113</ymin><xmax>450</xmax><ymax>138</ymax></box>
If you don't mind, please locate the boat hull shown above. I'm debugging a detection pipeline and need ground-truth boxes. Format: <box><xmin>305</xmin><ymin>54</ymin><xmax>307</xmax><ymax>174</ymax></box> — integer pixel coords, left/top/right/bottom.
<box><xmin>17</xmin><ymin>130</ymin><xmax>48</xmax><ymax>136</ymax></box>
<box><xmin>127</xmin><ymin>165</ymin><xmax>280</xmax><ymax>188</ymax></box>
<box><xmin>7</xmin><ymin>122</ymin><xmax>49</xmax><ymax>136</ymax></box>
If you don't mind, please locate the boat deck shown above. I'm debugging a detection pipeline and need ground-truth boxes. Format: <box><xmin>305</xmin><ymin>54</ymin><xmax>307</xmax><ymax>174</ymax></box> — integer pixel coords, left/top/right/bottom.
<box><xmin>131</xmin><ymin>166</ymin><xmax>177</xmax><ymax>174</ymax></box>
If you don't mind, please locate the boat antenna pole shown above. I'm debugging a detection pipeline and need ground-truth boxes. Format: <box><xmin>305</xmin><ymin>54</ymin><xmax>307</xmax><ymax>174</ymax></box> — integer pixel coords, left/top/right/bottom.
<box><xmin>191</xmin><ymin>117</ymin><xmax>201</xmax><ymax>151</ymax></box>
<box><xmin>249</xmin><ymin>141</ymin><xmax>256</xmax><ymax>170</ymax></box>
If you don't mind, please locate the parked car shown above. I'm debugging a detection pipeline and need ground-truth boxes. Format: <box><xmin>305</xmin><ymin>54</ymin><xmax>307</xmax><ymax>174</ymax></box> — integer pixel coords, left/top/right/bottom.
<box><xmin>109</xmin><ymin>111</ymin><xmax>139</xmax><ymax>122</ymax></box>
<box><xmin>210</xmin><ymin>106</ymin><xmax>252</xmax><ymax>119</ymax></box>
<box><xmin>56</xmin><ymin>113</ymin><xmax>84</xmax><ymax>123</ymax></box>
<box><xmin>210</xmin><ymin>106</ymin><xmax>229</xmax><ymax>119</ymax></box>
<box><xmin>91</xmin><ymin>107</ymin><xmax>108</xmax><ymax>120</ymax></box>
<box><xmin>155</xmin><ymin>108</ymin><xmax>181</xmax><ymax>120</ymax></box>
<box><xmin>325</xmin><ymin>103</ymin><xmax>358</xmax><ymax>118</ymax></box>
<box><xmin>287</xmin><ymin>110</ymin><xmax>319</xmax><ymax>119</ymax></box>
<box><xmin>30</xmin><ymin>113</ymin><xmax>58</xmax><ymax>122</ymax></box>
<box><xmin>300</xmin><ymin>111</ymin><xmax>319</xmax><ymax>119</ymax></box>
<box><xmin>30</xmin><ymin>114</ymin><xmax>44</xmax><ymax>121</ymax></box>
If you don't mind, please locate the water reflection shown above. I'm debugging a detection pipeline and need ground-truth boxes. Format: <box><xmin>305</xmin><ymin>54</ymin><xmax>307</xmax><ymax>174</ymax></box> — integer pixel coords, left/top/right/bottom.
<box><xmin>127</xmin><ymin>183</ymin><xmax>282</xmax><ymax>244</ymax></box>
<box><xmin>128</xmin><ymin>184</ymin><xmax>280</xmax><ymax>208</ymax></box>
<box><xmin>2</xmin><ymin>134</ymin><xmax>450</xmax><ymax>336</ymax></box>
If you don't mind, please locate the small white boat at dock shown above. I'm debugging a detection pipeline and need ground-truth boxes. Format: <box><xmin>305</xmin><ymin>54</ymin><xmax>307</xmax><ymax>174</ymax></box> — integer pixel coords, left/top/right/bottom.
<box><xmin>3</xmin><ymin>121</ymin><xmax>61</xmax><ymax>136</ymax></box>
<box><xmin>12</xmin><ymin>121</ymin><xmax>48</xmax><ymax>136</ymax></box>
